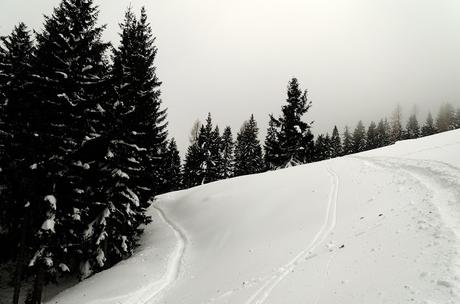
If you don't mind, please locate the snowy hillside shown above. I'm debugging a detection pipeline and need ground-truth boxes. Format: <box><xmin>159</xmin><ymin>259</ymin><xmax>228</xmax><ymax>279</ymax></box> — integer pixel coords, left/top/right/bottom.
<box><xmin>48</xmin><ymin>130</ymin><xmax>460</xmax><ymax>304</ymax></box>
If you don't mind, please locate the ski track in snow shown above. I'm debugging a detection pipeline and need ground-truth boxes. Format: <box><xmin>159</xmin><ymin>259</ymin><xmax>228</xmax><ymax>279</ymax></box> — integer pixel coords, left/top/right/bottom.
<box><xmin>141</xmin><ymin>204</ymin><xmax>187</xmax><ymax>304</ymax></box>
<box><xmin>245</xmin><ymin>162</ymin><xmax>340</xmax><ymax>304</ymax></box>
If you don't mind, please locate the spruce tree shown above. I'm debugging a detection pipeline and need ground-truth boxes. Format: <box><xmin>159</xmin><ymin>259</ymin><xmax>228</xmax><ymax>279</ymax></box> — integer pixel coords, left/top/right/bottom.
<box><xmin>352</xmin><ymin>121</ymin><xmax>366</xmax><ymax>153</ymax></box>
<box><xmin>455</xmin><ymin>108</ymin><xmax>460</xmax><ymax>129</ymax></box>
<box><xmin>264</xmin><ymin>115</ymin><xmax>281</xmax><ymax>170</ymax></box>
<box><xmin>421</xmin><ymin>112</ymin><xmax>436</xmax><ymax>136</ymax></box>
<box><xmin>161</xmin><ymin>138</ymin><xmax>182</xmax><ymax>192</ymax></box>
<box><xmin>330</xmin><ymin>126</ymin><xmax>342</xmax><ymax>158</ymax></box>
<box><xmin>30</xmin><ymin>0</ymin><xmax>110</xmax><ymax>298</ymax></box>
<box><xmin>366</xmin><ymin>121</ymin><xmax>378</xmax><ymax>150</ymax></box>
<box><xmin>405</xmin><ymin>114</ymin><xmax>420</xmax><ymax>139</ymax></box>
<box><xmin>234</xmin><ymin>115</ymin><xmax>263</xmax><ymax>176</ymax></box>
<box><xmin>183</xmin><ymin>139</ymin><xmax>204</xmax><ymax>188</ymax></box>
<box><xmin>342</xmin><ymin>126</ymin><xmax>353</xmax><ymax>155</ymax></box>
<box><xmin>314</xmin><ymin>134</ymin><xmax>329</xmax><ymax>161</ymax></box>
<box><xmin>435</xmin><ymin>103</ymin><xmax>456</xmax><ymax>132</ymax></box>
<box><xmin>376</xmin><ymin>118</ymin><xmax>390</xmax><ymax>147</ymax></box>
<box><xmin>219</xmin><ymin>126</ymin><xmax>235</xmax><ymax>179</ymax></box>
<box><xmin>266</xmin><ymin>78</ymin><xmax>314</xmax><ymax>168</ymax></box>
<box><xmin>390</xmin><ymin>104</ymin><xmax>403</xmax><ymax>143</ymax></box>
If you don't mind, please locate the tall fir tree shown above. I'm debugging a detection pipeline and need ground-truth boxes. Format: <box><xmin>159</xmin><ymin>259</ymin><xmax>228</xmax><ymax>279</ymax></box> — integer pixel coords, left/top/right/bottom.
<box><xmin>264</xmin><ymin>115</ymin><xmax>281</xmax><ymax>170</ymax></box>
<box><xmin>161</xmin><ymin>138</ymin><xmax>182</xmax><ymax>192</ymax></box>
<box><xmin>30</xmin><ymin>0</ymin><xmax>111</xmax><ymax>300</ymax></box>
<box><xmin>366</xmin><ymin>121</ymin><xmax>378</xmax><ymax>150</ymax></box>
<box><xmin>390</xmin><ymin>104</ymin><xmax>403</xmax><ymax>143</ymax></box>
<box><xmin>219</xmin><ymin>126</ymin><xmax>235</xmax><ymax>179</ymax></box>
<box><xmin>455</xmin><ymin>108</ymin><xmax>460</xmax><ymax>129</ymax></box>
<box><xmin>421</xmin><ymin>112</ymin><xmax>436</xmax><ymax>137</ymax></box>
<box><xmin>435</xmin><ymin>103</ymin><xmax>456</xmax><ymax>132</ymax></box>
<box><xmin>376</xmin><ymin>118</ymin><xmax>391</xmax><ymax>147</ymax></box>
<box><xmin>342</xmin><ymin>126</ymin><xmax>353</xmax><ymax>155</ymax></box>
<box><xmin>234</xmin><ymin>115</ymin><xmax>264</xmax><ymax>176</ymax></box>
<box><xmin>330</xmin><ymin>126</ymin><xmax>342</xmax><ymax>158</ymax></box>
<box><xmin>352</xmin><ymin>121</ymin><xmax>366</xmax><ymax>153</ymax></box>
<box><xmin>265</xmin><ymin>78</ymin><xmax>314</xmax><ymax>168</ymax></box>
<box><xmin>314</xmin><ymin>134</ymin><xmax>330</xmax><ymax>161</ymax></box>
<box><xmin>405</xmin><ymin>114</ymin><xmax>420</xmax><ymax>139</ymax></box>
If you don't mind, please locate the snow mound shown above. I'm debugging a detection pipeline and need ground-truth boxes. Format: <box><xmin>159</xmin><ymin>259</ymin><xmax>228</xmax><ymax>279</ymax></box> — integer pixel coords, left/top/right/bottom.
<box><xmin>47</xmin><ymin>129</ymin><xmax>460</xmax><ymax>304</ymax></box>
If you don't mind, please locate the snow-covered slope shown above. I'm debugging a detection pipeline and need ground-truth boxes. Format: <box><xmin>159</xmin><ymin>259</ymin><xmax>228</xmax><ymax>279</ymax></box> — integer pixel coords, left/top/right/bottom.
<box><xmin>48</xmin><ymin>130</ymin><xmax>460</xmax><ymax>304</ymax></box>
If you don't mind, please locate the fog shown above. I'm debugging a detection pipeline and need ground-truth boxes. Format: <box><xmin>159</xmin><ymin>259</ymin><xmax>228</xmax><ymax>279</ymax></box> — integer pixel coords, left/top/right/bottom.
<box><xmin>1</xmin><ymin>0</ymin><xmax>459</xmax><ymax>154</ymax></box>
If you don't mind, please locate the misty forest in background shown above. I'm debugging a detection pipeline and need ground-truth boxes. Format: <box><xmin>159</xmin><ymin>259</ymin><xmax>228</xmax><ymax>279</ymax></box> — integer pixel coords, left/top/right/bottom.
<box><xmin>0</xmin><ymin>0</ymin><xmax>460</xmax><ymax>303</ymax></box>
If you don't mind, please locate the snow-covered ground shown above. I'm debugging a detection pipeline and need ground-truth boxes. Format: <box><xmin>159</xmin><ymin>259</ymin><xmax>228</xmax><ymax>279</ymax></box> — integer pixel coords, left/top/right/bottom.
<box><xmin>48</xmin><ymin>130</ymin><xmax>460</xmax><ymax>304</ymax></box>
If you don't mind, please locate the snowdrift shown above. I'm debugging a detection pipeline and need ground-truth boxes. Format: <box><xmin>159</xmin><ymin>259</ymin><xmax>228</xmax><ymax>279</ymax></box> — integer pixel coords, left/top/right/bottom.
<box><xmin>48</xmin><ymin>130</ymin><xmax>460</xmax><ymax>304</ymax></box>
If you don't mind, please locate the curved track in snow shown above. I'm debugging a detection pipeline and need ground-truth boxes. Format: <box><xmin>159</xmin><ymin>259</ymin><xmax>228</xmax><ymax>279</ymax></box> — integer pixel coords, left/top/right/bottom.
<box><xmin>245</xmin><ymin>162</ymin><xmax>340</xmax><ymax>304</ymax></box>
<box><xmin>142</xmin><ymin>204</ymin><xmax>187</xmax><ymax>304</ymax></box>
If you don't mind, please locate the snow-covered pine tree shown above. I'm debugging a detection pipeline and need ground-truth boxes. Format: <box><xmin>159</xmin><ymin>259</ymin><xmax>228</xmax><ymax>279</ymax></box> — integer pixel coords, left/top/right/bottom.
<box><xmin>161</xmin><ymin>138</ymin><xmax>182</xmax><ymax>192</ymax></box>
<box><xmin>219</xmin><ymin>126</ymin><xmax>235</xmax><ymax>179</ymax></box>
<box><xmin>183</xmin><ymin>139</ymin><xmax>204</xmax><ymax>188</ymax></box>
<box><xmin>0</xmin><ymin>23</ymin><xmax>39</xmax><ymax>304</ymax></box>
<box><xmin>314</xmin><ymin>134</ymin><xmax>329</xmax><ymax>161</ymax></box>
<box><xmin>234</xmin><ymin>115</ymin><xmax>264</xmax><ymax>176</ymax></box>
<box><xmin>352</xmin><ymin>121</ymin><xmax>366</xmax><ymax>153</ymax></box>
<box><xmin>435</xmin><ymin>103</ymin><xmax>456</xmax><ymax>132</ymax></box>
<box><xmin>264</xmin><ymin>115</ymin><xmax>281</xmax><ymax>170</ymax></box>
<box><xmin>267</xmin><ymin>78</ymin><xmax>314</xmax><ymax>168</ymax></box>
<box><xmin>366</xmin><ymin>121</ymin><xmax>378</xmax><ymax>150</ymax></box>
<box><xmin>30</xmin><ymin>0</ymin><xmax>110</xmax><ymax>297</ymax></box>
<box><xmin>376</xmin><ymin>118</ymin><xmax>390</xmax><ymax>147</ymax></box>
<box><xmin>421</xmin><ymin>112</ymin><xmax>436</xmax><ymax>137</ymax></box>
<box><xmin>455</xmin><ymin>108</ymin><xmax>460</xmax><ymax>129</ymax></box>
<box><xmin>390</xmin><ymin>104</ymin><xmax>403</xmax><ymax>143</ymax></box>
<box><xmin>405</xmin><ymin>114</ymin><xmax>420</xmax><ymax>139</ymax></box>
<box><xmin>342</xmin><ymin>126</ymin><xmax>353</xmax><ymax>155</ymax></box>
<box><xmin>330</xmin><ymin>126</ymin><xmax>342</xmax><ymax>158</ymax></box>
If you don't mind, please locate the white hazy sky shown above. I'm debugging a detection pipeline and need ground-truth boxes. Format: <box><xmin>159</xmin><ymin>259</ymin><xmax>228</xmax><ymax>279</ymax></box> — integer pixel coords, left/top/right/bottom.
<box><xmin>1</xmin><ymin>0</ymin><xmax>460</xmax><ymax>154</ymax></box>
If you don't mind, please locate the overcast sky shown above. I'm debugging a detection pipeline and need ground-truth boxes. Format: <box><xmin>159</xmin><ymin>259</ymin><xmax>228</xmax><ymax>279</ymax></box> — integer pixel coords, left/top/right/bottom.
<box><xmin>1</xmin><ymin>0</ymin><xmax>460</xmax><ymax>154</ymax></box>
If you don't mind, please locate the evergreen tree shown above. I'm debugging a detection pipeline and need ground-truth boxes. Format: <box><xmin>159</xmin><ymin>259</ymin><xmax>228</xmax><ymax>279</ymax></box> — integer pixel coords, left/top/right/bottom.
<box><xmin>342</xmin><ymin>126</ymin><xmax>353</xmax><ymax>155</ymax></box>
<box><xmin>265</xmin><ymin>78</ymin><xmax>314</xmax><ymax>168</ymax></box>
<box><xmin>314</xmin><ymin>134</ymin><xmax>330</xmax><ymax>161</ymax></box>
<box><xmin>330</xmin><ymin>126</ymin><xmax>342</xmax><ymax>158</ymax></box>
<box><xmin>405</xmin><ymin>114</ymin><xmax>420</xmax><ymax>139</ymax></box>
<box><xmin>264</xmin><ymin>115</ymin><xmax>281</xmax><ymax>170</ymax></box>
<box><xmin>219</xmin><ymin>126</ymin><xmax>235</xmax><ymax>179</ymax></box>
<box><xmin>435</xmin><ymin>103</ymin><xmax>456</xmax><ymax>132</ymax></box>
<box><xmin>455</xmin><ymin>108</ymin><xmax>460</xmax><ymax>129</ymax></box>
<box><xmin>376</xmin><ymin>118</ymin><xmax>391</xmax><ymax>147</ymax></box>
<box><xmin>352</xmin><ymin>121</ymin><xmax>366</xmax><ymax>153</ymax></box>
<box><xmin>366</xmin><ymin>121</ymin><xmax>378</xmax><ymax>150</ymax></box>
<box><xmin>183</xmin><ymin>139</ymin><xmax>204</xmax><ymax>188</ymax></box>
<box><xmin>161</xmin><ymin>138</ymin><xmax>182</xmax><ymax>192</ymax></box>
<box><xmin>421</xmin><ymin>112</ymin><xmax>436</xmax><ymax>136</ymax></box>
<box><xmin>0</xmin><ymin>23</ymin><xmax>38</xmax><ymax>304</ymax></box>
<box><xmin>29</xmin><ymin>0</ymin><xmax>111</xmax><ymax>299</ymax></box>
<box><xmin>390</xmin><ymin>104</ymin><xmax>403</xmax><ymax>143</ymax></box>
<box><xmin>234</xmin><ymin>115</ymin><xmax>263</xmax><ymax>176</ymax></box>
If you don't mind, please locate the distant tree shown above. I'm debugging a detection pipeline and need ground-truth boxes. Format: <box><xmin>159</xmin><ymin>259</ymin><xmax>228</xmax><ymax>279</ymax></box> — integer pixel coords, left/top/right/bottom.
<box><xmin>421</xmin><ymin>112</ymin><xmax>436</xmax><ymax>136</ymax></box>
<box><xmin>162</xmin><ymin>138</ymin><xmax>182</xmax><ymax>192</ymax></box>
<box><xmin>352</xmin><ymin>121</ymin><xmax>366</xmax><ymax>153</ymax></box>
<box><xmin>390</xmin><ymin>104</ymin><xmax>403</xmax><ymax>143</ymax></box>
<box><xmin>183</xmin><ymin>139</ymin><xmax>204</xmax><ymax>188</ymax></box>
<box><xmin>342</xmin><ymin>126</ymin><xmax>353</xmax><ymax>155</ymax></box>
<box><xmin>330</xmin><ymin>126</ymin><xmax>342</xmax><ymax>158</ymax></box>
<box><xmin>264</xmin><ymin>115</ymin><xmax>281</xmax><ymax>170</ymax></box>
<box><xmin>219</xmin><ymin>126</ymin><xmax>235</xmax><ymax>179</ymax></box>
<box><xmin>435</xmin><ymin>103</ymin><xmax>456</xmax><ymax>132</ymax></box>
<box><xmin>405</xmin><ymin>114</ymin><xmax>420</xmax><ymax>139</ymax></box>
<box><xmin>366</xmin><ymin>121</ymin><xmax>378</xmax><ymax>150</ymax></box>
<box><xmin>314</xmin><ymin>134</ymin><xmax>331</xmax><ymax>161</ymax></box>
<box><xmin>376</xmin><ymin>119</ymin><xmax>389</xmax><ymax>147</ymax></box>
<box><xmin>265</xmin><ymin>78</ymin><xmax>314</xmax><ymax>168</ymax></box>
<box><xmin>234</xmin><ymin>115</ymin><xmax>264</xmax><ymax>176</ymax></box>
<box><xmin>455</xmin><ymin>108</ymin><xmax>460</xmax><ymax>129</ymax></box>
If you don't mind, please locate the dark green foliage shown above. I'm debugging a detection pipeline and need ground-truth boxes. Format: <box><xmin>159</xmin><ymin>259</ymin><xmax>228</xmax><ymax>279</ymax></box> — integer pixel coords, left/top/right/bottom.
<box><xmin>161</xmin><ymin>138</ymin><xmax>182</xmax><ymax>192</ymax></box>
<box><xmin>219</xmin><ymin>126</ymin><xmax>235</xmax><ymax>179</ymax></box>
<box><xmin>366</xmin><ymin>121</ymin><xmax>378</xmax><ymax>150</ymax></box>
<box><xmin>352</xmin><ymin>121</ymin><xmax>366</xmax><ymax>153</ymax></box>
<box><xmin>330</xmin><ymin>126</ymin><xmax>342</xmax><ymax>158</ymax></box>
<box><xmin>421</xmin><ymin>112</ymin><xmax>436</xmax><ymax>136</ymax></box>
<box><xmin>234</xmin><ymin>115</ymin><xmax>264</xmax><ymax>176</ymax></box>
<box><xmin>342</xmin><ymin>126</ymin><xmax>353</xmax><ymax>155</ymax></box>
<box><xmin>264</xmin><ymin>78</ymin><xmax>314</xmax><ymax>168</ymax></box>
<box><xmin>376</xmin><ymin>118</ymin><xmax>391</xmax><ymax>147</ymax></box>
<box><xmin>314</xmin><ymin>134</ymin><xmax>331</xmax><ymax>161</ymax></box>
<box><xmin>405</xmin><ymin>114</ymin><xmax>420</xmax><ymax>139</ymax></box>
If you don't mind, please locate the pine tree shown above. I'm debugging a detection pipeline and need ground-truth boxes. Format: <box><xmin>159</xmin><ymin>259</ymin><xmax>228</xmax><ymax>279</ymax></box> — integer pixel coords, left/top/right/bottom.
<box><xmin>455</xmin><ymin>108</ymin><xmax>460</xmax><ymax>129</ymax></box>
<box><xmin>435</xmin><ymin>103</ymin><xmax>456</xmax><ymax>132</ymax></box>
<box><xmin>376</xmin><ymin>118</ymin><xmax>390</xmax><ymax>147</ymax></box>
<box><xmin>342</xmin><ymin>126</ymin><xmax>353</xmax><ymax>155</ymax></box>
<box><xmin>183</xmin><ymin>139</ymin><xmax>204</xmax><ymax>188</ymax></box>
<box><xmin>264</xmin><ymin>115</ymin><xmax>281</xmax><ymax>170</ymax></box>
<box><xmin>330</xmin><ymin>126</ymin><xmax>342</xmax><ymax>158</ymax></box>
<box><xmin>421</xmin><ymin>112</ymin><xmax>436</xmax><ymax>136</ymax></box>
<box><xmin>366</xmin><ymin>121</ymin><xmax>378</xmax><ymax>150</ymax></box>
<box><xmin>234</xmin><ymin>115</ymin><xmax>263</xmax><ymax>176</ymax></box>
<box><xmin>0</xmin><ymin>23</ymin><xmax>39</xmax><ymax>304</ymax></box>
<box><xmin>314</xmin><ymin>134</ymin><xmax>330</xmax><ymax>161</ymax></box>
<box><xmin>161</xmin><ymin>138</ymin><xmax>182</xmax><ymax>192</ymax></box>
<box><xmin>219</xmin><ymin>126</ymin><xmax>235</xmax><ymax>179</ymax></box>
<box><xmin>30</xmin><ymin>0</ymin><xmax>110</xmax><ymax>298</ymax></box>
<box><xmin>405</xmin><ymin>114</ymin><xmax>420</xmax><ymax>139</ymax></box>
<box><xmin>352</xmin><ymin>121</ymin><xmax>366</xmax><ymax>153</ymax></box>
<box><xmin>390</xmin><ymin>104</ymin><xmax>403</xmax><ymax>143</ymax></box>
<box><xmin>265</xmin><ymin>78</ymin><xmax>314</xmax><ymax>168</ymax></box>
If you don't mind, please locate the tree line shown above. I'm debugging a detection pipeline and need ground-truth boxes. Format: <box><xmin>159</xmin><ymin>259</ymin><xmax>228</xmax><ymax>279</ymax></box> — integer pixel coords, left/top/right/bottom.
<box><xmin>0</xmin><ymin>1</ymin><xmax>179</xmax><ymax>303</ymax></box>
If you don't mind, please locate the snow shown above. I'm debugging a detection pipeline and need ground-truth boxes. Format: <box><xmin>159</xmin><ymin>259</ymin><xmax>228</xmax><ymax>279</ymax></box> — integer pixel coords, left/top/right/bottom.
<box><xmin>47</xmin><ymin>129</ymin><xmax>460</xmax><ymax>304</ymax></box>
